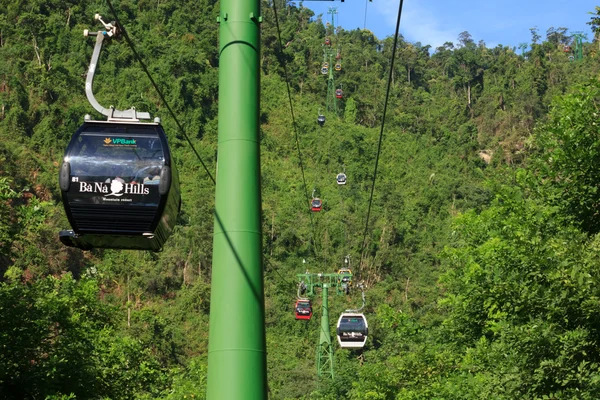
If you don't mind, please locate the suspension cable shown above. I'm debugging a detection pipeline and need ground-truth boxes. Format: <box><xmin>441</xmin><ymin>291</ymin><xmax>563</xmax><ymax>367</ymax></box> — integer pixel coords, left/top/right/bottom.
<box><xmin>105</xmin><ymin>0</ymin><xmax>215</xmax><ymax>185</ymax></box>
<box><xmin>272</xmin><ymin>0</ymin><xmax>320</xmax><ymax>261</ymax></box>
<box><xmin>358</xmin><ymin>0</ymin><xmax>405</xmax><ymax>278</ymax></box>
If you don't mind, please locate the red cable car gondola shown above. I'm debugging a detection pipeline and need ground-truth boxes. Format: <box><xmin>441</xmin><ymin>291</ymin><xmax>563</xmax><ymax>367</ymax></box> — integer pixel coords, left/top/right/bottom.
<box><xmin>335</xmin><ymin>89</ymin><xmax>343</xmax><ymax>99</ymax></box>
<box><xmin>325</xmin><ymin>38</ymin><xmax>331</xmax><ymax>46</ymax></box>
<box><xmin>311</xmin><ymin>198</ymin><xmax>322</xmax><ymax>212</ymax></box>
<box><xmin>295</xmin><ymin>299</ymin><xmax>312</xmax><ymax>320</ymax></box>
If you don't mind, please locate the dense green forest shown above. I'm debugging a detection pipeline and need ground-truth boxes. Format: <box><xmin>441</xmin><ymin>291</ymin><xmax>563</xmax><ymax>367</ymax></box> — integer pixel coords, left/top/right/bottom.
<box><xmin>2</xmin><ymin>0</ymin><xmax>600</xmax><ymax>398</ymax></box>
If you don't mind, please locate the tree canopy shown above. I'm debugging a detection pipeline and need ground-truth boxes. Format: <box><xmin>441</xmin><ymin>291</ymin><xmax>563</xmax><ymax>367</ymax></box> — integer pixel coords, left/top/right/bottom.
<box><xmin>1</xmin><ymin>0</ymin><xmax>600</xmax><ymax>398</ymax></box>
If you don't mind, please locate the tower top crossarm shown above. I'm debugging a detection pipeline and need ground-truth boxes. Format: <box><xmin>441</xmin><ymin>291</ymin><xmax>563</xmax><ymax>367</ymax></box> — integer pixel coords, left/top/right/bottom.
<box><xmin>297</xmin><ymin>271</ymin><xmax>352</xmax><ymax>295</ymax></box>
<box><xmin>327</xmin><ymin>6</ymin><xmax>338</xmax><ymax>28</ymax></box>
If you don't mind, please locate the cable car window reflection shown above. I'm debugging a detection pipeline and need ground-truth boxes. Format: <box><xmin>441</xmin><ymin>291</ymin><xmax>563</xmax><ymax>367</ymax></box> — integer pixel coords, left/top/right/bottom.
<box><xmin>339</xmin><ymin>317</ymin><xmax>367</xmax><ymax>333</ymax></box>
<box><xmin>69</xmin><ymin>133</ymin><xmax>164</xmax><ymax>184</ymax></box>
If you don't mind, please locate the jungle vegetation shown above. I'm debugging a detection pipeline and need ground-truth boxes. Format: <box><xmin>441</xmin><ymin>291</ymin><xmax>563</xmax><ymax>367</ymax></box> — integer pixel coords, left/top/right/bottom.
<box><xmin>1</xmin><ymin>0</ymin><xmax>600</xmax><ymax>398</ymax></box>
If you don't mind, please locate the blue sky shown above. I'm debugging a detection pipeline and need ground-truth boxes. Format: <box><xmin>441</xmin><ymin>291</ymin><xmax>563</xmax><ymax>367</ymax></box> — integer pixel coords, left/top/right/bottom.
<box><xmin>300</xmin><ymin>0</ymin><xmax>597</xmax><ymax>50</ymax></box>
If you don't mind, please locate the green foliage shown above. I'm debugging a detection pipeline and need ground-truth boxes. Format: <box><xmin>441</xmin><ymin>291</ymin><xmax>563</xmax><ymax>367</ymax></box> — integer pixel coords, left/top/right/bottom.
<box><xmin>0</xmin><ymin>274</ymin><xmax>168</xmax><ymax>399</ymax></box>
<box><xmin>0</xmin><ymin>0</ymin><xmax>599</xmax><ymax>397</ymax></box>
<box><xmin>532</xmin><ymin>79</ymin><xmax>600</xmax><ymax>234</ymax></box>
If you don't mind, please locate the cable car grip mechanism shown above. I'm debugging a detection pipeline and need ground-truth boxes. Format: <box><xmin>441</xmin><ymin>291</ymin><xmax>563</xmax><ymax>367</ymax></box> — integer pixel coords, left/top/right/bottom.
<box><xmin>83</xmin><ymin>14</ymin><xmax>152</xmax><ymax>122</ymax></box>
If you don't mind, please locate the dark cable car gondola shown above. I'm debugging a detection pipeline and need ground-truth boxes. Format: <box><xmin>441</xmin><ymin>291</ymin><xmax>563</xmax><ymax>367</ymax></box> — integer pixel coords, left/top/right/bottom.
<box><xmin>294</xmin><ymin>299</ymin><xmax>312</xmax><ymax>320</ymax></box>
<box><xmin>336</xmin><ymin>313</ymin><xmax>368</xmax><ymax>348</ymax></box>
<box><xmin>311</xmin><ymin>198</ymin><xmax>322</xmax><ymax>212</ymax></box>
<box><xmin>336</xmin><ymin>172</ymin><xmax>347</xmax><ymax>185</ymax></box>
<box><xmin>317</xmin><ymin>114</ymin><xmax>326</xmax><ymax>126</ymax></box>
<box><xmin>338</xmin><ymin>267</ymin><xmax>352</xmax><ymax>294</ymax></box>
<box><xmin>59</xmin><ymin>14</ymin><xmax>180</xmax><ymax>251</ymax></box>
<box><xmin>338</xmin><ymin>267</ymin><xmax>352</xmax><ymax>285</ymax></box>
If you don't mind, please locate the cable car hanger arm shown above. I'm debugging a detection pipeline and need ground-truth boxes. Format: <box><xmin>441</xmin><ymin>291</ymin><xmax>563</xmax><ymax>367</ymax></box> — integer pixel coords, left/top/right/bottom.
<box><xmin>344</xmin><ymin>283</ymin><xmax>366</xmax><ymax>313</ymax></box>
<box><xmin>84</xmin><ymin>14</ymin><xmax>151</xmax><ymax>121</ymax></box>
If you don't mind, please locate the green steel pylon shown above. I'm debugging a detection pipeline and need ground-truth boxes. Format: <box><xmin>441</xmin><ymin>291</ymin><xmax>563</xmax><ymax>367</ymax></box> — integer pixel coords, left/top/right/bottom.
<box><xmin>325</xmin><ymin>7</ymin><xmax>338</xmax><ymax>113</ymax></box>
<box><xmin>316</xmin><ymin>285</ymin><xmax>334</xmax><ymax>378</ymax></box>
<box><xmin>326</xmin><ymin>51</ymin><xmax>336</xmax><ymax>113</ymax></box>
<box><xmin>297</xmin><ymin>270</ymin><xmax>352</xmax><ymax>378</ymax></box>
<box><xmin>573</xmin><ymin>32</ymin><xmax>586</xmax><ymax>61</ymax></box>
<box><xmin>207</xmin><ymin>0</ymin><xmax>266</xmax><ymax>397</ymax></box>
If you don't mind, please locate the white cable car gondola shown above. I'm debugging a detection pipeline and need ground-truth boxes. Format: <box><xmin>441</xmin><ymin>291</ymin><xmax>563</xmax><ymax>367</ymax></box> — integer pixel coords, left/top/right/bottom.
<box><xmin>336</xmin><ymin>173</ymin><xmax>347</xmax><ymax>185</ymax></box>
<box><xmin>336</xmin><ymin>313</ymin><xmax>368</xmax><ymax>348</ymax></box>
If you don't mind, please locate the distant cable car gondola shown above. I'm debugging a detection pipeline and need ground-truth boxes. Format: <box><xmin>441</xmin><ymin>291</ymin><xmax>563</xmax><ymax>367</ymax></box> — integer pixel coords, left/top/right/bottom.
<box><xmin>325</xmin><ymin>38</ymin><xmax>331</xmax><ymax>46</ymax></box>
<box><xmin>336</xmin><ymin>313</ymin><xmax>368</xmax><ymax>348</ymax></box>
<box><xmin>59</xmin><ymin>14</ymin><xmax>180</xmax><ymax>251</ymax></box>
<box><xmin>336</xmin><ymin>172</ymin><xmax>347</xmax><ymax>185</ymax></box>
<box><xmin>335</xmin><ymin>89</ymin><xmax>343</xmax><ymax>99</ymax></box>
<box><xmin>311</xmin><ymin>198</ymin><xmax>322</xmax><ymax>212</ymax></box>
<box><xmin>317</xmin><ymin>114</ymin><xmax>326</xmax><ymax>126</ymax></box>
<box><xmin>338</xmin><ymin>267</ymin><xmax>352</xmax><ymax>285</ymax></box>
<box><xmin>295</xmin><ymin>299</ymin><xmax>312</xmax><ymax>320</ymax></box>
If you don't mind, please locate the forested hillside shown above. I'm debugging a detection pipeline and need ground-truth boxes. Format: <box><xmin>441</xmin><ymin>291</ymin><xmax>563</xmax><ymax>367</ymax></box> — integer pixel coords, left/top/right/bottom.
<box><xmin>1</xmin><ymin>0</ymin><xmax>600</xmax><ymax>398</ymax></box>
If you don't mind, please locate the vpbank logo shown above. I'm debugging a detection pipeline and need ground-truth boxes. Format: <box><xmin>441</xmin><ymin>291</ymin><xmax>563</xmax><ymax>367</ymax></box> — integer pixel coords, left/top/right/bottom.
<box><xmin>103</xmin><ymin>137</ymin><xmax>137</xmax><ymax>147</ymax></box>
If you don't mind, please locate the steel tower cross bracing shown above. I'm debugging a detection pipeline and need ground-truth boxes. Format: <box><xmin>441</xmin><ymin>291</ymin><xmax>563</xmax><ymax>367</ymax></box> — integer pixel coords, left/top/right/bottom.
<box><xmin>297</xmin><ymin>271</ymin><xmax>353</xmax><ymax>378</ymax></box>
<box><xmin>317</xmin><ymin>285</ymin><xmax>334</xmax><ymax>378</ymax></box>
<box><xmin>573</xmin><ymin>32</ymin><xmax>586</xmax><ymax>61</ymax></box>
<box><xmin>207</xmin><ymin>0</ymin><xmax>266</xmax><ymax>397</ymax></box>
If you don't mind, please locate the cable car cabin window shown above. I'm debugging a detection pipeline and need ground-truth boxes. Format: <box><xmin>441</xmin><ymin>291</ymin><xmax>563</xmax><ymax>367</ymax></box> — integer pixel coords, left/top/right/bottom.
<box><xmin>297</xmin><ymin>301</ymin><xmax>311</xmax><ymax>310</ymax></box>
<box><xmin>66</xmin><ymin>132</ymin><xmax>164</xmax><ymax>206</ymax></box>
<box><xmin>339</xmin><ymin>317</ymin><xmax>367</xmax><ymax>334</ymax></box>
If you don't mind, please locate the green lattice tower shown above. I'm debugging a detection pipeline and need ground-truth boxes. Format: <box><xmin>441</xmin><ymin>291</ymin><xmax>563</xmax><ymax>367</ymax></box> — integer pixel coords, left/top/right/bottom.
<box><xmin>325</xmin><ymin>7</ymin><xmax>338</xmax><ymax>113</ymax></box>
<box><xmin>326</xmin><ymin>51</ymin><xmax>336</xmax><ymax>113</ymax></box>
<box><xmin>297</xmin><ymin>271</ymin><xmax>352</xmax><ymax>378</ymax></box>
<box><xmin>573</xmin><ymin>32</ymin><xmax>587</xmax><ymax>61</ymax></box>
<box><xmin>316</xmin><ymin>285</ymin><xmax>334</xmax><ymax>378</ymax></box>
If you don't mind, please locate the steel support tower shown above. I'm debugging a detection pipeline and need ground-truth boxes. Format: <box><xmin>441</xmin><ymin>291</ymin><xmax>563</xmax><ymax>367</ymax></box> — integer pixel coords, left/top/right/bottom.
<box><xmin>325</xmin><ymin>7</ymin><xmax>338</xmax><ymax>113</ymax></box>
<box><xmin>573</xmin><ymin>32</ymin><xmax>586</xmax><ymax>61</ymax></box>
<box><xmin>207</xmin><ymin>0</ymin><xmax>266</xmax><ymax>397</ymax></box>
<box><xmin>297</xmin><ymin>270</ymin><xmax>352</xmax><ymax>378</ymax></box>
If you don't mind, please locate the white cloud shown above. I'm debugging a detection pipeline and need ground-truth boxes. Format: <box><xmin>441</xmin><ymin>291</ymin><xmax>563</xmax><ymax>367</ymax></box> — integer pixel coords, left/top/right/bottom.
<box><xmin>370</xmin><ymin>1</ymin><xmax>464</xmax><ymax>49</ymax></box>
<box><xmin>399</xmin><ymin>3</ymin><xmax>458</xmax><ymax>49</ymax></box>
